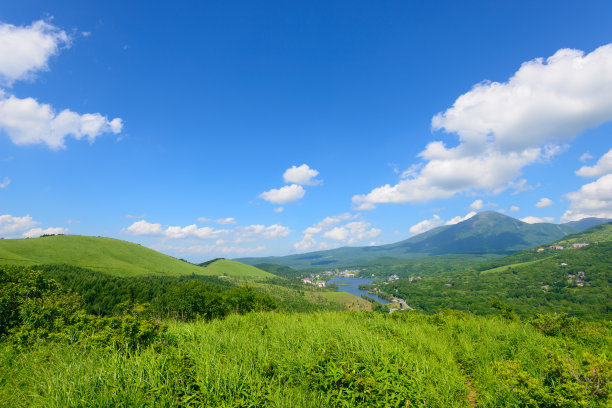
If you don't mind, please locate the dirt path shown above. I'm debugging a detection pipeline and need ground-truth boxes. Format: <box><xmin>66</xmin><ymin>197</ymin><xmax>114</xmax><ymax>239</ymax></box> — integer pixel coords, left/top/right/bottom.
<box><xmin>465</xmin><ymin>379</ymin><xmax>477</xmax><ymax>407</ymax></box>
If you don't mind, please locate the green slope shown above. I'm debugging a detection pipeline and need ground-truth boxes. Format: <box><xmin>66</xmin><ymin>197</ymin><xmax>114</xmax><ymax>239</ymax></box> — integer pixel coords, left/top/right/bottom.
<box><xmin>0</xmin><ymin>235</ymin><xmax>271</xmax><ymax>278</ymax></box>
<box><xmin>0</xmin><ymin>235</ymin><xmax>208</xmax><ymax>277</ymax></box>
<box><xmin>200</xmin><ymin>259</ymin><xmax>274</xmax><ymax>278</ymax></box>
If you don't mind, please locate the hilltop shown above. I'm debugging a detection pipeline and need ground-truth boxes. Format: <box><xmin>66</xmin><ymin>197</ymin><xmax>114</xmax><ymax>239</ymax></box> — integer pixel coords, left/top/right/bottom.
<box><xmin>237</xmin><ymin>211</ymin><xmax>611</xmax><ymax>268</ymax></box>
<box><xmin>0</xmin><ymin>235</ymin><xmax>272</xmax><ymax>278</ymax></box>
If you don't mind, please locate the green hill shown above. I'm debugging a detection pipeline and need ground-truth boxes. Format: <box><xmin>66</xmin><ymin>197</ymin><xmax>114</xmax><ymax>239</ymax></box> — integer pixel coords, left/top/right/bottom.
<box><xmin>0</xmin><ymin>235</ymin><xmax>271</xmax><ymax>278</ymax></box>
<box><xmin>200</xmin><ymin>259</ymin><xmax>274</xmax><ymax>278</ymax></box>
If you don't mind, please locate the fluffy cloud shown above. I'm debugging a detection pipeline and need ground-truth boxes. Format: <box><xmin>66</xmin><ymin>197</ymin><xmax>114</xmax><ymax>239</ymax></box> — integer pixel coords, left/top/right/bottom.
<box><xmin>152</xmin><ymin>243</ymin><xmax>266</xmax><ymax>256</ymax></box>
<box><xmin>469</xmin><ymin>199</ymin><xmax>483</xmax><ymax>210</ymax></box>
<box><xmin>0</xmin><ymin>177</ymin><xmax>9</xmax><ymax>188</ymax></box>
<box><xmin>580</xmin><ymin>152</ymin><xmax>594</xmax><ymax>162</ymax></box>
<box><xmin>294</xmin><ymin>214</ymin><xmax>380</xmax><ymax>250</ymax></box>
<box><xmin>283</xmin><ymin>164</ymin><xmax>322</xmax><ymax>186</ymax></box>
<box><xmin>536</xmin><ymin>198</ymin><xmax>554</xmax><ymax>208</ymax></box>
<box><xmin>510</xmin><ymin>205</ymin><xmax>520</xmax><ymax>212</ymax></box>
<box><xmin>125</xmin><ymin>219</ymin><xmax>288</xmax><ymax>243</ymax></box>
<box><xmin>234</xmin><ymin>224</ymin><xmax>290</xmax><ymax>242</ymax></box>
<box><xmin>0</xmin><ymin>91</ymin><xmax>123</xmax><ymax>149</ymax></box>
<box><xmin>445</xmin><ymin>211</ymin><xmax>476</xmax><ymax>226</ymax></box>
<box><xmin>520</xmin><ymin>216</ymin><xmax>555</xmax><ymax>224</ymax></box>
<box><xmin>354</xmin><ymin>45</ymin><xmax>612</xmax><ymax>209</ymax></box>
<box><xmin>0</xmin><ymin>213</ymin><xmax>66</xmax><ymax>237</ymax></box>
<box><xmin>409</xmin><ymin>215</ymin><xmax>444</xmax><ymax>235</ymax></box>
<box><xmin>259</xmin><ymin>184</ymin><xmax>305</xmax><ymax>204</ymax></box>
<box><xmin>0</xmin><ymin>20</ymin><xmax>70</xmax><ymax>85</ymax></box>
<box><xmin>576</xmin><ymin>148</ymin><xmax>612</xmax><ymax>178</ymax></box>
<box><xmin>0</xmin><ymin>214</ymin><xmax>37</xmax><ymax>236</ymax></box>
<box><xmin>216</xmin><ymin>217</ymin><xmax>237</xmax><ymax>225</ymax></box>
<box><xmin>23</xmin><ymin>227</ymin><xmax>68</xmax><ymax>238</ymax></box>
<box><xmin>561</xmin><ymin>174</ymin><xmax>612</xmax><ymax>221</ymax></box>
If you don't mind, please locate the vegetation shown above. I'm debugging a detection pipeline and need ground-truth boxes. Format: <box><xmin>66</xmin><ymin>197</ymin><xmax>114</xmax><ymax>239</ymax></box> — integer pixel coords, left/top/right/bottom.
<box><xmin>380</xmin><ymin>225</ymin><xmax>612</xmax><ymax>319</ymax></box>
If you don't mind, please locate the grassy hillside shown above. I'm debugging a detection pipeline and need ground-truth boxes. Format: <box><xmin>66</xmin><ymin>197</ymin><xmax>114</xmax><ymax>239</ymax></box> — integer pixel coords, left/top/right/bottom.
<box><xmin>0</xmin><ymin>235</ymin><xmax>209</xmax><ymax>277</ymax></box>
<box><xmin>2</xmin><ymin>311</ymin><xmax>609</xmax><ymax>407</ymax></box>
<box><xmin>200</xmin><ymin>259</ymin><xmax>274</xmax><ymax>278</ymax></box>
<box><xmin>0</xmin><ymin>235</ymin><xmax>272</xmax><ymax>278</ymax></box>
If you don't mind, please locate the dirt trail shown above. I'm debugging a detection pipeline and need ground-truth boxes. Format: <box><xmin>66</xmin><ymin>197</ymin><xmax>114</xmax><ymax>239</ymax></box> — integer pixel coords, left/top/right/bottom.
<box><xmin>465</xmin><ymin>379</ymin><xmax>477</xmax><ymax>407</ymax></box>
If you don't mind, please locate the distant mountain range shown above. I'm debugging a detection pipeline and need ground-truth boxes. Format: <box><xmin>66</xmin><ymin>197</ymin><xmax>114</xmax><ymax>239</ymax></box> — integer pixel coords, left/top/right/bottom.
<box><xmin>237</xmin><ymin>211</ymin><xmax>612</xmax><ymax>269</ymax></box>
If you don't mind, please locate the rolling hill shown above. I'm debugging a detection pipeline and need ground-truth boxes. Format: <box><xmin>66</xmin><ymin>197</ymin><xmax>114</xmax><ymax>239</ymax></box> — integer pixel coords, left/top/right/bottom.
<box><xmin>0</xmin><ymin>235</ymin><xmax>272</xmax><ymax>278</ymax></box>
<box><xmin>237</xmin><ymin>211</ymin><xmax>611</xmax><ymax>268</ymax></box>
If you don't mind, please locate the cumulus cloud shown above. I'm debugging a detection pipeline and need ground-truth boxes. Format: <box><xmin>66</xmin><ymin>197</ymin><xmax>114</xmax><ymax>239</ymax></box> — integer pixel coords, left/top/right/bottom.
<box><xmin>259</xmin><ymin>184</ymin><xmax>305</xmax><ymax>204</ymax></box>
<box><xmin>125</xmin><ymin>219</ymin><xmax>289</xmax><ymax>243</ymax></box>
<box><xmin>580</xmin><ymin>152</ymin><xmax>594</xmax><ymax>162</ymax></box>
<box><xmin>576</xmin><ymin>148</ymin><xmax>612</xmax><ymax>178</ymax></box>
<box><xmin>0</xmin><ymin>91</ymin><xmax>123</xmax><ymax>149</ymax></box>
<box><xmin>0</xmin><ymin>177</ymin><xmax>9</xmax><ymax>188</ymax></box>
<box><xmin>216</xmin><ymin>217</ymin><xmax>237</xmax><ymax>225</ymax></box>
<box><xmin>409</xmin><ymin>215</ymin><xmax>444</xmax><ymax>235</ymax></box>
<box><xmin>520</xmin><ymin>216</ymin><xmax>555</xmax><ymax>224</ymax></box>
<box><xmin>510</xmin><ymin>205</ymin><xmax>520</xmax><ymax>212</ymax></box>
<box><xmin>445</xmin><ymin>211</ymin><xmax>477</xmax><ymax>226</ymax></box>
<box><xmin>0</xmin><ymin>213</ymin><xmax>66</xmax><ymax>237</ymax></box>
<box><xmin>294</xmin><ymin>214</ymin><xmax>379</xmax><ymax>250</ymax></box>
<box><xmin>23</xmin><ymin>227</ymin><xmax>68</xmax><ymax>238</ymax></box>
<box><xmin>561</xmin><ymin>174</ymin><xmax>612</xmax><ymax>221</ymax></box>
<box><xmin>0</xmin><ymin>20</ymin><xmax>70</xmax><ymax>85</ymax></box>
<box><xmin>152</xmin><ymin>243</ymin><xmax>266</xmax><ymax>256</ymax></box>
<box><xmin>536</xmin><ymin>198</ymin><xmax>554</xmax><ymax>208</ymax></box>
<box><xmin>469</xmin><ymin>199</ymin><xmax>483</xmax><ymax>210</ymax></box>
<box><xmin>353</xmin><ymin>45</ymin><xmax>612</xmax><ymax>209</ymax></box>
<box><xmin>283</xmin><ymin>164</ymin><xmax>322</xmax><ymax>186</ymax></box>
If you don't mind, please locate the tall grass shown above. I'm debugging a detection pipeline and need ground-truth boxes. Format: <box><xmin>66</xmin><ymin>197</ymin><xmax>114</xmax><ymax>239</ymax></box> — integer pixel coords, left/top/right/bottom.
<box><xmin>1</xmin><ymin>311</ymin><xmax>609</xmax><ymax>407</ymax></box>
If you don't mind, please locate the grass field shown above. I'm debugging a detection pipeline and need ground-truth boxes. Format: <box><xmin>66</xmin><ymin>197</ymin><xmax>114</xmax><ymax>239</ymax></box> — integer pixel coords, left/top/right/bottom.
<box><xmin>1</xmin><ymin>311</ymin><xmax>609</xmax><ymax>407</ymax></box>
<box><xmin>201</xmin><ymin>259</ymin><xmax>274</xmax><ymax>278</ymax></box>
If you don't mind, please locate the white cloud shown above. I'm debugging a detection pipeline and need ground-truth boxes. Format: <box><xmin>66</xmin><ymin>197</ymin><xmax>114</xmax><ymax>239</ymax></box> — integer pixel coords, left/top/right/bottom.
<box><xmin>0</xmin><ymin>177</ymin><xmax>9</xmax><ymax>188</ymax></box>
<box><xmin>216</xmin><ymin>217</ymin><xmax>237</xmax><ymax>225</ymax></box>
<box><xmin>124</xmin><ymin>214</ymin><xmax>145</xmax><ymax>219</ymax></box>
<box><xmin>575</xmin><ymin>148</ymin><xmax>612</xmax><ymax>178</ymax></box>
<box><xmin>445</xmin><ymin>211</ymin><xmax>477</xmax><ymax>225</ymax></box>
<box><xmin>536</xmin><ymin>197</ymin><xmax>554</xmax><ymax>208</ymax></box>
<box><xmin>23</xmin><ymin>227</ymin><xmax>67</xmax><ymax>238</ymax></box>
<box><xmin>323</xmin><ymin>227</ymin><xmax>349</xmax><ymax>242</ymax></box>
<box><xmin>293</xmin><ymin>234</ymin><xmax>317</xmax><ymax>251</ymax></box>
<box><xmin>510</xmin><ymin>205</ymin><xmax>520</xmax><ymax>212</ymax></box>
<box><xmin>0</xmin><ymin>213</ymin><xmax>65</xmax><ymax>237</ymax></box>
<box><xmin>432</xmin><ymin>45</ymin><xmax>612</xmax><ymax>152</ymax></box>
<box><xmin>259</xmin><ymin>184</ymin><xmax>305</xmax><ymax>204</ymax></box>
<box><xmin>197</xmin><ymin>217</ymin><xmax>211</xmax><ymax>223</ymax></box>
<box><xmin>273</xmin><ymin>207</ymin><xmax>284</xmax><ymax>213</ymax></box>
<box><xmin>0</xmin><ymin>20</ymin><xmax>70</xmax><ymax>86</ymax></box>
<box><xmin>0</xmin><ymin>91</ymin><xmax>123</xmax><ymax>149</ymax></box>
<box><xmin>152</xmin><ymin>243</ymin><xmax>266</xmax><ymax>256</ymax></box>
<box><xmin>283</xmin><ymin>164</ymin><xmax>322</xmax><ymax>186</ymax></box>
<box><xmin>520</xmin><ymin>216</ymin><xmax>555</xmax><ymax>224</ymax></box>
<box><xmin>125</xmin><ymin>219</ymin><xmax>288</xmax><ymax>243</ymax></box>
<box><xmin>126</xmin><ymin>220</ymin><xmax>163</xmax><ymax>235</ymax></box>
<box><xmin>409</xmin><ymin>215</ymin><xmax>444</xmax><ymax>235</ymax></box>
<box><xmin>469</xmin><ymin>199</ymin><xmax>483</xmax><ymax>210</ymax></box>
<box><xmin>354</xmin><ymin>45</ymin><xmax>612</xmax><ymax>209</ymax></box>
<box><xmin>0</xmin><ymin>214</ymin><xmax>37</xmax><ymax>236</ymax></box>
<box><xmin>234</xmin><ymin>224</ymin><xmax>290</xmax><ymax>242</ymax></box>
<box><xmin>561</xmin><ymin>174</ymin><xmax>612</xmax><ymax>221</ymax></box>
<box><xmin>303</xmin><ymin>213</ymin><xmax>354</xmax><ymax>235</ymax></box>
<box><xmin>580</xmin><ymin>152</ymin><xmax>593</xmax><ymax>162</ymax></box>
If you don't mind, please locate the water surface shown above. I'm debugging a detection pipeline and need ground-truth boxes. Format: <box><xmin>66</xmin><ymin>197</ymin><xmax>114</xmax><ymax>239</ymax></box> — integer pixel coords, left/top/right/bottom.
<box><xmin>327</xmin><ymin>277</ymin><xmax>388</xmax><ymax>304</ymax></box>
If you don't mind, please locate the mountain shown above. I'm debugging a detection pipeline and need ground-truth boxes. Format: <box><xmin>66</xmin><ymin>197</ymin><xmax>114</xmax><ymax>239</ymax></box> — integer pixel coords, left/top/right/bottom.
<box><xmin>237</xmin><ymin>212</ymin><xmax>611</xmax><ymax>269</ymax></box>
<box><xmin>0</xmin><ymin>235</ymin><xmax>272</xmax><ymax>278</ymax></box>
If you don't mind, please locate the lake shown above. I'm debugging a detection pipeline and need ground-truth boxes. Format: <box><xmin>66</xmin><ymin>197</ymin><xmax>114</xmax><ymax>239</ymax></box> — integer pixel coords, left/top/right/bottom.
<box><xmin>327</xmin><ymin>277</ymin><xmax>389</xmax><ymax>304</ymax></box>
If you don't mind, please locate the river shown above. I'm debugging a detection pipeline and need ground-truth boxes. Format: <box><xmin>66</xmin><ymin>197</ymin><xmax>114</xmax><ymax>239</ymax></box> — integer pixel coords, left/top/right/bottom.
<box><xmin>327</xmin><ymin>277</ymin><xmax>389</xmax><ymax>304</ymax></box>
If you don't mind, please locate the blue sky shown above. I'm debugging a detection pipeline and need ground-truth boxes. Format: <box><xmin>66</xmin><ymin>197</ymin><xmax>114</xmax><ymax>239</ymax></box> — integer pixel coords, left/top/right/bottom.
<box><xmin>1</xmin><ymin>1</ymin><xmax>612</xmax><ymax>261</ymax></box>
